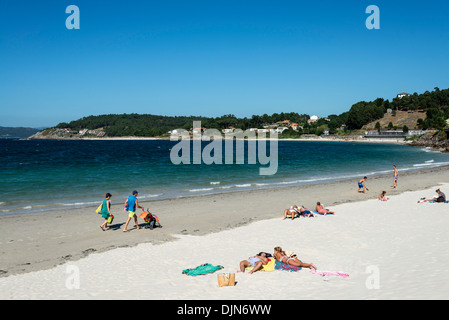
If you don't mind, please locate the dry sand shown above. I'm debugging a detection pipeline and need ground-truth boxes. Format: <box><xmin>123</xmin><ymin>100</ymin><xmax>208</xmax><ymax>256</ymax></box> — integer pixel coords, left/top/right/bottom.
<box><xmin>0</xmin><ymin>166</ymin><xmax>449</xmax><ymax>299</ymax></box>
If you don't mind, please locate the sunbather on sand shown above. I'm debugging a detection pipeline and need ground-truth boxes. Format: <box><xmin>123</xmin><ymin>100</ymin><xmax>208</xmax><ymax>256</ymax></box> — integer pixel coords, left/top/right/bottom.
<box><xmin>239</xmin><ymin>252</ymin><xmax>269</xmax><ymax>274</ymax></box>
<box><xmin>298</xmin><ymin>205</ymin><xmax>314</xmax><ymax>217</ymax></box>
<box><xmin>273</xmin><ymin>246</ymin><xmax>316</xmax><ymax>270</ymax></box>
<box><xmin>315</xmin><ymin>202</ymin><xmax>335</xmax><ymax>215</ymax></box>
<box><xmin>283</xmin><ymin>205</ymin><xmax>300</xmax><ymax>220</ymax></box>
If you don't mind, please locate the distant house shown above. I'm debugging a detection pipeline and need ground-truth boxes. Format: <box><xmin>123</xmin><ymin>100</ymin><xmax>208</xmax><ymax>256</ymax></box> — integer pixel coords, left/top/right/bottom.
<box><xmin>397</xmin><ymin>92</ymin><xmax>410</xmax><ymax>99</ymax></box>
<box><xmin>193</xmin><ymin>127</ymin><xmax>207</xmax><ymax>134</ymax></box>
<box><xmin>290</xmin><ymin>123</ymin><xmax>301</xmax><ymax>131</ymax></box>
<box><xmin>276</xmin><ymin>127</ymin><xmax>288</xmax><ymax>133</ymax></box>
<box><xmin>79</xmin><ymin>129</ymin><xmax>88</xmax><ymax>136</ymax></box>
<box><xmin>308</xmin><ymin>115</ymin><xmax>319</xmax><ymax>124</ymax></box>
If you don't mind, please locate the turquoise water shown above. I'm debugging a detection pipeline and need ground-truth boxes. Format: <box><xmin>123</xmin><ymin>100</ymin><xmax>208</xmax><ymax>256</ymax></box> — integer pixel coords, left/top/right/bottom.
<box><xmin>1</xmin><ymin>139</ymin><xmax>448</xmax><ymax>216</ymax></box>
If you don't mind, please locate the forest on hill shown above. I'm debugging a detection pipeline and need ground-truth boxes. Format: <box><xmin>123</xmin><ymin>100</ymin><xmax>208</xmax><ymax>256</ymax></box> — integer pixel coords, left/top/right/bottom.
<box><xmin>53</xmin><ymin>87</ymin><xmax>449</xmax><ymax>137</ymax></box>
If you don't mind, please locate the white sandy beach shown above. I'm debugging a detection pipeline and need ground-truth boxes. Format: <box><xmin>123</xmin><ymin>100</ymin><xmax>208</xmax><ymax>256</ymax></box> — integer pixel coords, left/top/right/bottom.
<box><xmin>1</xmin><ymin>174</ymin><xmax>449</xmax><ymax>300</ymax></box>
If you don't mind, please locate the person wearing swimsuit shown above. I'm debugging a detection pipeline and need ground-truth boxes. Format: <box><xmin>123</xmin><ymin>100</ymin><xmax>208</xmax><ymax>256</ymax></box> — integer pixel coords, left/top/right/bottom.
<box><xmin>239</xmin><ymin>252</ymin><xmax>269</xmax><ymax>274</ymax></box>
<box><xmin>273</xmin><ymin>246</ymin><xmax>316</xmax><ymax>270</ymax></box>
<box><xmin>392</xmin><ymin>165</ymin><xmax>399</xmax><ymax>189</ymax></box>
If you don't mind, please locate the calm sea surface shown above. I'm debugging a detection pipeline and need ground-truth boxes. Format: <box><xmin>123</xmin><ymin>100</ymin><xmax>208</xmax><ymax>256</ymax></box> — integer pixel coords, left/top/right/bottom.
<box><xmin>1</xmin><ymin>139</ymin><xmax>448</xmax><ymax>216</ymax></box>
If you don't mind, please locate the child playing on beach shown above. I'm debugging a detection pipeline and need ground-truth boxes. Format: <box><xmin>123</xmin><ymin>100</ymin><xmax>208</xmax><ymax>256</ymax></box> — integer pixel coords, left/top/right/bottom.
<box><xmin>378</xmin><ymin>191</ymin><xmax>388</xmax><ymax>201</ymax></box>
<box><xmin>357</xmin><ymin>177</ymin><xmax>368</xmax><ymax>193</ymax></box>
<box><xmin>100</xmin><ymin>193</ymin><xmax>112</xmax><ymax>231</ymax></box>
<box><xmin>315</xmin><ymin>202</ymin><xmax>335</xmax><ymax>215</ymax></box>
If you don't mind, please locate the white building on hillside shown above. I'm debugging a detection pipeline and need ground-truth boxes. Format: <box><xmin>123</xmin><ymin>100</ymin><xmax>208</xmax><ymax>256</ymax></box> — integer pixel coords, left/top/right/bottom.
<box><xmin>397</xmin><ymin>92</ymin><xmax>410</xmax><ymax>99</ymax></box>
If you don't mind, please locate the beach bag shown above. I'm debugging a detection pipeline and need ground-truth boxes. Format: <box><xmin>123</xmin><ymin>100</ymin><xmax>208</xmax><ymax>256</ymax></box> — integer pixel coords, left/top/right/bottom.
<box><xmin>107</xmin><ymin>214</ymin><xmax>114</xmax><ymax>224</ymax></box>
<box><xmin>96</xmin><ymin>204</ymin><xmax>102</xmax><ymax>214</ymax></box>
<box><xmin>217</xmin><ymin>273</ymin><xmax>235</xmax><ymax>287</ymax></box>
<box><xmin>123</xmin><ymin>200</ymin><xmax>129</xmax><ymax>212</ymax></box>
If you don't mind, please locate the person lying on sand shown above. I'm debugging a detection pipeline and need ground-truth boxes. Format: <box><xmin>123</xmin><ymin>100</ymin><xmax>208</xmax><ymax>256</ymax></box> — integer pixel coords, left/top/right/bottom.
<box><xmin>238</xmin><ymin>252</ymin><xmax>269</xmax><ymax>274</ymax></box>
<box><xmin>315</xmin><ymin>202</ymin><xmax>335</xmax><ymax>215</ymax></box>
<box><xmin>283</xmin><ymin>204</ymin><xmax>314</xmax><ymax>220</ymax></box>
<box><xmin>297</xmin><ymin>205</ymin><xmax>314</xmax><ymax>217</ymax></box>
<box><xmin>273</xmin><ymin>246</ymin><xmax>316</xmax><ymax>270</ymax></box>
<box><xmin>283</xmin><ymin>205</ymin><xmax>300</xmax><ymax>220</ymax></box>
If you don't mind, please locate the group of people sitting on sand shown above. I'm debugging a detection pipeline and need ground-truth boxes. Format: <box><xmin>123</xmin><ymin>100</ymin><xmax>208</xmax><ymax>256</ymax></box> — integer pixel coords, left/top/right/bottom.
<box><xmin>239</xmin><ymin>246</ymin><xmax>317</xmax><ymax>274</ymax></box>
<box><xmin>283</xmin><ymin>202</ymin><xmax>335</xmax><ymax>220</ymax></box>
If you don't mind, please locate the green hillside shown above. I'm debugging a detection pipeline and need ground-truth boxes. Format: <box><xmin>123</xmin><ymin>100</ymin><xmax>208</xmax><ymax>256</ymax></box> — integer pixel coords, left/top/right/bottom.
<box><xmin>50</xmin><ymin>87</ymin><xmax>449</xmax><ymax>137</ymax></box>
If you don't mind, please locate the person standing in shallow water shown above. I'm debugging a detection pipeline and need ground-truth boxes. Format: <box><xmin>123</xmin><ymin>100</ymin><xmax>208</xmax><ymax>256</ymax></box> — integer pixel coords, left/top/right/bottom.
<box><xmin>123</xmin><ymin>190</ymin><xmax>143</xmax><ymax>232</ymax></box>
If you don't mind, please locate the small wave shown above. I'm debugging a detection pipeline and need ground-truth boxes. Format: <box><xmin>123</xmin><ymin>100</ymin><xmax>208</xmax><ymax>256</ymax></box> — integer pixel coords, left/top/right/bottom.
<box><xmin>422</xmin><ymin>147</ymin><xmax>440</xmax><ymax>153</ymax></box>
<box><xmin>139</xmin><ymin>194</ymin><xmax>163</xmax><ymax>199</ymax></box>
<box><xmin>235</xmin><ymin>184</ymin><xmax>251</xmax><ymax>188</ymax></box>
<box><xmin>63</xmin><ymin>201</ymin><xmax>98</xmax><ymax>207</ymax></box>
<box><xmin>210</xmin><ymin>181</ymin><xmax>220</xmax><ymax>185</ymax></box>
<box><xmin>188</xmin><ymin>188</ymin><xmax>214</xmax><ymax>192</ymax></box>
<box><xmin>413</xmin><ymin>161</ymin><xmax>449</xmax><ymax>168</ymax></box>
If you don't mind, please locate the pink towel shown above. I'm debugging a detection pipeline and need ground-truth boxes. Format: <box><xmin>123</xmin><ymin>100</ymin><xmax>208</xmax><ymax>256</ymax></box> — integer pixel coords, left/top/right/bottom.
<box><xmin>310</xmin><ymin>269</ymin><xmax>349</xmax><ymax>278</ymax></box>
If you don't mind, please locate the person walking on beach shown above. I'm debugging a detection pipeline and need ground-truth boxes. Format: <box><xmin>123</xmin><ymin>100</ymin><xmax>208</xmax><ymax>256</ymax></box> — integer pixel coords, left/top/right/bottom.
<box><xmin>123</xmin><ymin>190</ymin><xmax>143</xmax><ymax>232</ymax></box>
<box><xmin>100</xmin><ymin>193</ymin><xmax>112</xmax><ymax>231</ymax></box>
<box><xmin>357</xmin><ymin>177</ymin><xmax>368</xmax><ymax>193</ymax></box>
<box><xmin>392</xmin><ymin>165</ymin><xmax>399</xmax><ymax>189</ymax></box>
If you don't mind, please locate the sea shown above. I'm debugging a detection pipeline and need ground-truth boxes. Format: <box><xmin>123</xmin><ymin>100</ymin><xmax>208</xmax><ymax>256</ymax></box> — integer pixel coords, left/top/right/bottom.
<box><xmin>1</xmin><ymin>138</ymin><xmax>449</xmax><ymax>216</ymax></box>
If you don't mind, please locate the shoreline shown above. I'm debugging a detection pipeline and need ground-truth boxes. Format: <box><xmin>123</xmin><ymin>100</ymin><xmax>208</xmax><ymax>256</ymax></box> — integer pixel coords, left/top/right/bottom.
<box><xmin>27</xmin><ymin>135</ymin><xmax>408</xmax><ymax>143</ymax></box>
<box><xmin>1</xmin><ymin>165</ymin><xmax>449</xmax><ymax>279</ymax></box>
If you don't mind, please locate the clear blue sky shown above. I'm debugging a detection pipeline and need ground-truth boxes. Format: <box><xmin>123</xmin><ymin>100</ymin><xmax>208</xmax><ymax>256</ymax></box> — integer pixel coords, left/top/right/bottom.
<box><xmin>1</xmin><ymin>0</ymin><xmax>449</xmax><ymax>128</ymax></box>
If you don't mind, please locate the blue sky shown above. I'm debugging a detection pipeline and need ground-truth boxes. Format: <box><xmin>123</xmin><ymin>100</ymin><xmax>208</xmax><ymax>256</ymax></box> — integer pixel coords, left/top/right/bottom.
<box><xmin>1</xmin><ymin>1</ymin><xmax>449</xmax><ymax>128</ymax></box>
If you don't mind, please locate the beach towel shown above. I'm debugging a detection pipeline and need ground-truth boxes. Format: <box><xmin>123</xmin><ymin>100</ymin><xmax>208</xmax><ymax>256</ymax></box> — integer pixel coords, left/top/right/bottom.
<box><xmin>246</xmin><ymin>258</ymin><xmax>275</xmax><ymax>272</ymax></box>
<box><xmin>182</xmin><ymin>263</ymin><xmax>223</xmax><ymax>276</ymax></box>
<box><xmin>274</xmin><ymin>260</ymin><xmax>302</xmax><ymax>272</ymax></box>
<box><xmin>310</xmin><ymin>269</ymin><xmax>349</xmax><ymax>278</ymax></box>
